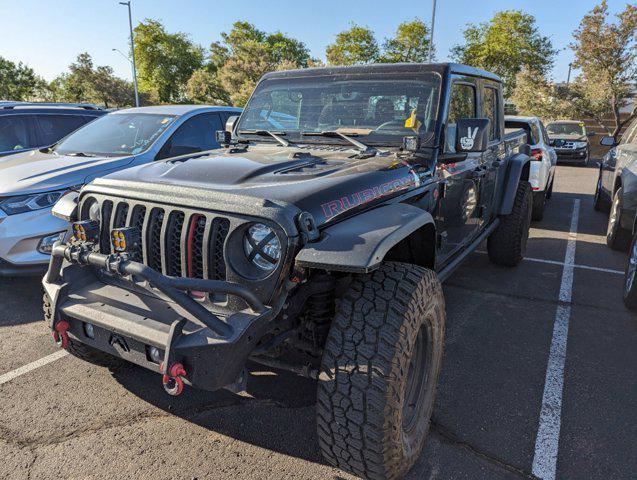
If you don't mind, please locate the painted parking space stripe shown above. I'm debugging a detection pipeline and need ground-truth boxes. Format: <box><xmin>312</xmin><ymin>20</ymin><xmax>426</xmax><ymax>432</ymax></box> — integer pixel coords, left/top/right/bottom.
<box><xmin>0</xmin><ymin>350</ymin><xmax>68</xmax><ymax>386</ymax></box>
<box><xmin>531</xmin><ymin>199</ymin><xmax>580</xmax><ymax>479</ymax></box>
<box><xmin>474</xmin><ymin>250</ymin><xmax>623</xmax><ymax>275</ymax></box>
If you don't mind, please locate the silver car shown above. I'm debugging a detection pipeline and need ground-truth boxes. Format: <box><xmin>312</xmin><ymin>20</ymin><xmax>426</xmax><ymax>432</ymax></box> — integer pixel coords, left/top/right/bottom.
<box><xmin>0</xmin><ymin>105</ymin><xmax>241</xmax><ymax>275</ymax></box>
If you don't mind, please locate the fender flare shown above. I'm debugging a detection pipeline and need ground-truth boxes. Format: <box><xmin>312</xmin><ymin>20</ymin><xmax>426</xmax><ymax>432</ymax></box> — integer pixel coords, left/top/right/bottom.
<box><xmin>499</xmin><ymin>153</ymin><xmax>532</xmax><ymax>215</ymax></box>
<box><xmin>295</xmin><ymin>203</ymin><xmax>435</xmax><ymax>274</ymax></box>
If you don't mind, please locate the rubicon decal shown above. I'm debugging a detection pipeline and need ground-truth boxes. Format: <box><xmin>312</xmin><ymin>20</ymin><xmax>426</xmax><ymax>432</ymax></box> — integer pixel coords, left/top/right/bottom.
<box><xmin>321</xmin><ymin>176</ymin><xmax>416</xmax><ymax>219</ymax></box>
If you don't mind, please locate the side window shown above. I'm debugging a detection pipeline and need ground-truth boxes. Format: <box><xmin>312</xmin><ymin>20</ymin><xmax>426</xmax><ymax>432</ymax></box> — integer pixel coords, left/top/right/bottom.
<box><xmin>158</xmin><ymin>113</ymin><xmax>223</xmax><ymax>159</ymax></box>
<box><xmin>36</xmin><ymin>115</ymin><xmax>89</xmax><ymax>145</ymax></box>
<box><xmin>539</xmin><ymin>122</ymin><xmax>550</xmax><ymax>144</ymax></box>
<box><xmin>0</xmin><ymin>115</ymin><xmax>36</xmax><ymax>152</ymax></box>
<box><xmin>482</xmin><ymin>87</ymin><xmax>500</xmax><ymax>141</ymax></box>
<box><xmin>446</xmin><ymin>82</ymin><xmax>476</xmax><ymax>152</ymax></box>
<box><xmin>530</xmin><ymin>123</ymin><xmax>541</xmax><ymax>145</ymax></box>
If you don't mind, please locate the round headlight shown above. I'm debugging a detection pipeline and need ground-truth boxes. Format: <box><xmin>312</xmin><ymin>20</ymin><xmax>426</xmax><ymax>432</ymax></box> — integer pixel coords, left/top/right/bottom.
<box><xmin>243</xmin><ymin>223</ymin><xmax>281</xmax><ymax>271</ymax></box>
<box><xmin>88</xmin><ymin>200</ymin><xmax>100</xmax><ymax>221</ymax></box>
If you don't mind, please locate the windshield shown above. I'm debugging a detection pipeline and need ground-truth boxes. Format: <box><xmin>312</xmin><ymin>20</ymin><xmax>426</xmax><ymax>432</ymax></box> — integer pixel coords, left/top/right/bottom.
<box><xmin>54</xmin><ymin>113</ymin><xmax>176</xmax><ymax>156</ymax></box>
<box><xmin>547</xmin><ymin>122</ymin><xmax>585</xmax><ymax>136</ymax></box>
<box><xmin>236</xmin><ymin>72</ymin><xmax>442</xmax><ymax>146</ymax></box>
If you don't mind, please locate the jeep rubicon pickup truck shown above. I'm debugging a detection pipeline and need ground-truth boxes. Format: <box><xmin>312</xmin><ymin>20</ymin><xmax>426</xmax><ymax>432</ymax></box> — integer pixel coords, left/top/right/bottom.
<box><xmin>43</xmin><ymin>63</ymin><xmax>532</xmax><ymax>480</ymax></box>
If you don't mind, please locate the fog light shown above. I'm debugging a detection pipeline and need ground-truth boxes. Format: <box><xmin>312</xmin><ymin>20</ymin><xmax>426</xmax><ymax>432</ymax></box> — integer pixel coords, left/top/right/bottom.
<box><xmin>111</xmin><ymin>227</ymin><xmax>141</xmax><ymax>253</ymax></box>
<box><xmin>37</xmin><ymin>231</ymin><xmax>65</xmax><ymax>254</ymax></box>
<box><xmin>72</xmin><ymin>220</ymin><xmax>100</xmax><ymax>243</ymax></box>
<box><xmin>147</xmin><ymin>346</ymin><xmax>163</xmax><ymax>364</ymax></box>
<box><xmin>84</xmin><ymin>322</ymin><xmax>95</xmax><ymax>339</ymax></box>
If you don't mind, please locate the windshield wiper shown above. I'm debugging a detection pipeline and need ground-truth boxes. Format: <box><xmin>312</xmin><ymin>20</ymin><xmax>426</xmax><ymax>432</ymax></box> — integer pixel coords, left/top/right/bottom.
<box><xmin>66</xmin><ymin>152</ymin><xmax>96</xmax><ymax>157</ymax></box>
<box><xmin>238</xmin><ymin>130</ymin><xmax>292</xmax><ymax>147</ymax></box>
<box><xmin>301</xmin><ymin>131</ymin><xmax>377</xmax><ymax>155</ymax></box>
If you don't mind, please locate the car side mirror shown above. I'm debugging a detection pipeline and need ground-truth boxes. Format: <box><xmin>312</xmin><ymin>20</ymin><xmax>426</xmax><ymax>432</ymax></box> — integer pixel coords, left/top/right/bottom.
<box><xmin>226</xmin><ymin>115</ymin><xmax>239</xmax><ymax>134</ymax></box>
<box><xmin>600</xmin><ymin>136</ymin><xmax>617</xmax><ymax>147</ymax></box>
<box><xmin>455</xmin><ymin>118</ymin><xmax>490</xmax><ymax>153</ymax></box>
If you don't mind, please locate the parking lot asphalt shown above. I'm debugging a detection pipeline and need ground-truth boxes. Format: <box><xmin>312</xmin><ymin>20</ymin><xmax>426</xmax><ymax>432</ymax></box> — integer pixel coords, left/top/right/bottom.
<box><xmin>0</xmin><ymin>164</ymin><xmax>635</xmax><ymax>480</ymax></box>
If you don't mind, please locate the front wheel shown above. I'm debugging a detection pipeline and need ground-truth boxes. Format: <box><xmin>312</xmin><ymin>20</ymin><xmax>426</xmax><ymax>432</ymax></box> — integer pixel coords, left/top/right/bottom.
<box><xmin>623</xmin><ymin>232</ymin><xmax>637</xmax><ymax>311</ymax></box>
<box><xmin>316</xmin><ymin>262</ymin><xmax>445</xmax><ymax>480</ymax></box>
<box><xmin>607</xmin><ymin>188</ymin><xmax>631</xmax><ymax>251</ymax></box>
<box><xmin>487</xmin><ymin>181</ymin><xmax>533</xmax><ymax>266</ymax></box>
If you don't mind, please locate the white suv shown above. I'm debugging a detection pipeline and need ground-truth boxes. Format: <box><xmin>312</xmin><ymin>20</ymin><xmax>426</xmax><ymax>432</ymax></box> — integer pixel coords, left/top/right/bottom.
<box><xmin>505</xmin><ymin>116</ymin><xmax>557</xmax><ymax>221</ymax></box>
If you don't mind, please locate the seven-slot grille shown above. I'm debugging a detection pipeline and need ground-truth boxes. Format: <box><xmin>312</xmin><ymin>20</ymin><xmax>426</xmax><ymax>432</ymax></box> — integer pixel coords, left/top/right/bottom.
<box><xmin>92</xmin><ymin>198</ymin><xmax>230</xmax><ymax>282</ymax></box>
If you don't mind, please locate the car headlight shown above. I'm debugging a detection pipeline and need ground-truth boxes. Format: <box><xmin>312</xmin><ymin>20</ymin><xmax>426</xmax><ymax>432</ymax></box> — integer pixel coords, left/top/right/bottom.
<box><xmin>243</xmin><ymin>223</ymin><xmax>281</xmax><ymax>271</ymax></box>
<box><xmin>573</xmin><ymin>141</ymin><xmax>587</xmax><ymax>149</ymax></box>
<box><xmin>0</xmin><ymin>190</ymin><xmax>66</xmax><ymax>215</ymax></box>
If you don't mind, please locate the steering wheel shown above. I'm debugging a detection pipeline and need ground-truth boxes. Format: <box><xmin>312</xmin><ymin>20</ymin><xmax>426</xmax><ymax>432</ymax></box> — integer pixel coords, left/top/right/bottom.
<box><xmin>375</xmin><ymin>119</ymin><xmax>407</xmax><ymax>132</ymax></box>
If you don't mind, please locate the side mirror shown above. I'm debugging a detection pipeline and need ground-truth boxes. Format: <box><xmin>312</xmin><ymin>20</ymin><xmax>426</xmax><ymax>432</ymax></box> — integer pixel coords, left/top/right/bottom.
<box><xmin>455</xmin><ymin>118</ymin><xmax>490</xmax><ymax>153</ymax></box>
<box><xmin>226</xmin><ymin>115</ymin><xmax>239</xmax><ymax>134</ymax></box>
<box><xmin>600</xmin><ymin>136</ymin><xmax>617</xmax><ymax>147</ymax></box>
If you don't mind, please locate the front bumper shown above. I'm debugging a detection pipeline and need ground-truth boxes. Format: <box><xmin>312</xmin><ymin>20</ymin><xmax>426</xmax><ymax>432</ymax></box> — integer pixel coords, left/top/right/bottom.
<box><xmin>43</xmin><ymin>243</ymin><xmax>275</xmax><ymax>393</ymax></box>
<box><xmin>0</xmin><ymin>206</ymin><xmax>69</xmax><ymax>274</ymax></box>
<box><xmin>554</xmin><ymin>147</ymin><xmax>588</xmax><ymax>161</ymax></box>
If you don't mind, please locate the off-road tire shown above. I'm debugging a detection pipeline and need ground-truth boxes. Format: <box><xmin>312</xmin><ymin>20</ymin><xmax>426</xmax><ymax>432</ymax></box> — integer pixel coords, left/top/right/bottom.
<box><xmin>316</xmin><ymin>262</ymin><xmax>445</xmax><ymax>480</ymax></box>
<box><xmin>623</xmin><ymin>232</ymin><xmax>637</xmax><ymax>312</ymax></box>
<box><xmin>532</xmin><ymin>191</ymin><xmax>546</xmax><ymax>221</ymax></box>
<box><xmin>607</xmin><ymin>188</ymin><xmax>632</xmax><ymax>251</ymax></box>
<box><xmin>593</xmin><ymin>174</ymin><xmax>610</xmax><ymax>212</ymax></box>
<box><xmin>487</xmin><ymin>180</ymin><xmax>533</xmax><ymax>266</ymax></box>
<box><xmin>43</xmin><ymin>294</ymin><xmax>118</xmax><ymax>367</ymax></box>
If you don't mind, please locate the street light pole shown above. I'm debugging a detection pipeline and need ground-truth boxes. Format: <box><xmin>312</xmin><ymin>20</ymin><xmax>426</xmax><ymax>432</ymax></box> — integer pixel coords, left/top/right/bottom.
<box><xmin>428</xmin><ymin>0</ymin><xmax>437</xmax><ymax>62</ymax></box>
<box><xmin>119</xmin><ymin>1</ymin><xmax>139</xmax><ymax>107</ymax></box>
<box><xmin>566</xmin><ymin>63</ymin><xmax>573</xmax><ymax>85</ymax></box>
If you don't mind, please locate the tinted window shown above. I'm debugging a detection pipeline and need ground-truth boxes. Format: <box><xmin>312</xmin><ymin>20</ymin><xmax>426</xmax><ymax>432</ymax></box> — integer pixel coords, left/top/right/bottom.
<box><xmin>547</xmin><ymin>123</ymin><xmax>586</xmax><ymax>136</ymax></box>
<box><xmin>160</xmin><ymin>113</ymin><xmax>222</xmax><ymax>159</ymax></box>
<box><xmin>483</xmin><ymin>87</ymin><xmax>500</xmax><ymax>141</ymax></box>
<box><xmin>530</xmin><ymin>123</ymin><xmax>541</xmax><ymax>145</ymax></box>
<box><xmin>0</xmin><ymin>115</ymin><xmax>35</xmax><ymax>152</ymax></box>
<box><xmin>446</xmin><ymin>82</ymin><xmax>476</xmax><ymax>151</ymax></box>
<box><xmin>36</xmin><ymin>114</ymin><xmax>90</xmax><ymax>145</ymax></box>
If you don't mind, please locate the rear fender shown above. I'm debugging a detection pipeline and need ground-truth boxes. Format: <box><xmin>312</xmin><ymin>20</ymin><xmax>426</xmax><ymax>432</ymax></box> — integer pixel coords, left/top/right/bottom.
<box><xmin>499</xmin><ymin>153</ymin><xmax>531</xmax><ymax>215</ymax></box>
<box><xmin>295</xmin><ymin>203</ymin><xmax>435</xmax><ymax>274</ymax></box>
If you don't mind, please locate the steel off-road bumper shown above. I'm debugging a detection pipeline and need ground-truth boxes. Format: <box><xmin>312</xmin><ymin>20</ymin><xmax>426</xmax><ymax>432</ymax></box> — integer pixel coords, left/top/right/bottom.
<box><xmin>42</xmin><ymin>243</ymin><xmax>274</xmax><ymax>395</ymax></box>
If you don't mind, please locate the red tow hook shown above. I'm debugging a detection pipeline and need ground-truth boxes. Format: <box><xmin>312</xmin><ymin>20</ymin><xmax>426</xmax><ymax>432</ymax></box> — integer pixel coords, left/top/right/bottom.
<box><xmin>161</xmin><ymin>362</ymin><xmax>187</xmax><ymax>396</ymax></box>
<box><xmin>52</xmin><ymin>321</ymin><xmax>70</xmax><ymax>349</ymax></box>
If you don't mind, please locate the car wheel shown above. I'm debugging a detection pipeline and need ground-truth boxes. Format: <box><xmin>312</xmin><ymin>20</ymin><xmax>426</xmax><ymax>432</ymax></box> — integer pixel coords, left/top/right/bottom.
<box><xmin>593</xmin><ymin>174</ymin><xmax>611</xmax><ymax>212</ymax></box>
<box><xmin>316</xmin><ymin>262</ymin><xmax>445</xmax><ymax>480</ymax></box>
<box><xmin>532</xmin><ymin>191</ymin><xmax>546</xmax><ymax>221</ymax></box>
<box><xmin>624</xmin><ymin>232</ymin><xmax>637</xmax><ymax>311</ymax></box>
<box><xmin>487</xmin><ymin>181</ymin><xmax>532</xmax><ymax>266</ymax></box>
<box><xmin>607</xmin><ymin>188</ymin><xmax>632</xmax><ymax>251</ymax></box>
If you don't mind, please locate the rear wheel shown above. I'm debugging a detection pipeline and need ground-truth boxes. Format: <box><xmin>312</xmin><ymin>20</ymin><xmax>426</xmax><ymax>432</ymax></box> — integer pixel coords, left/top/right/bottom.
<box><xmin>43</xmin><ymin>294</ymin><xmax>118</xmax><ymax>367</ymax></box>
<box><xmin>607</xmin><ymin>188</ymin><xmax>631</xmax><ymax>251</ymax></box>
<box><xmin>532</xmin><ymin>191</ymin><xmax>546</xmax><ymax>221</ymax></box>
<box><xmin>488</xmin><ymin>181</ymin><xmax>533</xmax><ymax>266</ymax></box>
<box><xmin>546</xmin><ymin>176</ymin><xmax>554</xmax><ymax>200</ymax></box>
<box><xmin>624</xmin><ymin>232</ymin><xmax>637</xmax><ymax>312</ymax></box>
<box><xmin>316</xmin><ymin>262</ymin><xmax>445</xmax><ymax>480</ymax></box>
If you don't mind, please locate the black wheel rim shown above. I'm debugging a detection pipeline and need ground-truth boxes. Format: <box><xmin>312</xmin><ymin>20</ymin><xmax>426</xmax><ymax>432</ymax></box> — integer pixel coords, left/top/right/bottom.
<box><xmin>625</xmin><ymin>236</ymin><xmax>637</xmax><ymax>295</ymax></box>
<box><xmin>402</xmin><ymin>323</ymin><xmax>431</xmax><ymax>436</ymax></box>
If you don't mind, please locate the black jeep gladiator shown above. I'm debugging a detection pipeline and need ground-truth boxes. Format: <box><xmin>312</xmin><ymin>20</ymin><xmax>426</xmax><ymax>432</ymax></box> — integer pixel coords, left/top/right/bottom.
<box><xmin>43</xmin><ymin>63</ymin><xmax>532</xmax><ymax>480</ymax></box>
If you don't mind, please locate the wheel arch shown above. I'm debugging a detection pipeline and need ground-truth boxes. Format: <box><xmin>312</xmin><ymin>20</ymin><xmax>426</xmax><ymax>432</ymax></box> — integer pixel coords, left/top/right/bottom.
<box><xmin>295</xmin><ymin>203</ymin><xmax>436</xmax><ymax>274</ymax></box>
<box><xmin>499</xmin><ymin>153</ymin><xmax>531</xmax><ymax>215</ymax></box>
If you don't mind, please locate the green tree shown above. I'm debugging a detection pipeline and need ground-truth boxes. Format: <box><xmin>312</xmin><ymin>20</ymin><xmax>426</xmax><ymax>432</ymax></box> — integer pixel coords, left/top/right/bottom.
<box><xmin>134</xmin><ymin>19</ymin><xmax>204</xmax><ymax>103</ymax></box>
<box><xmin>452</xmin><ymin>10</ymin><xmax>556</xmax><ymax>96</ymax></box>
<box><xmin>212</xmin><ymin>21</ymin><xmax>311</xmax><ymax>106</ymax></box>
<box><xmin>509</xmin><ymin>68</ymin><xmax>572</xmax><ymax>120</ymax></box>
<box><xmin>569</xmin><ymin>1</ymin><xmax>637</xmax><ymax>140</ymax></box>
<box><xmin>380</xmin><ymin>19</ymin><xmax>433</xmax><ymax>63</ymax></box>
<box><xmin>0</xmin><ymin>56</ymin><xmax>39</xmax><ymax>100</ymax></box>
<box><xmin>186</xmin><ymin>68</ymin><xmax>231</xmax><ymax>105</ymax></box>
<box><xmin>326</xmin><ymin>24</ymin><xmax>379</xmax><ymax>65</ymax></box>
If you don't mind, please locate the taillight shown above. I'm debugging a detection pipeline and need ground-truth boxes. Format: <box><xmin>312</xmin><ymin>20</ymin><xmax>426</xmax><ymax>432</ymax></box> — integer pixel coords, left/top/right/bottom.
<box><xmin>531</xmin><ymin>148</ymin><xmax>543</xmax><ymax>161</ymax></box>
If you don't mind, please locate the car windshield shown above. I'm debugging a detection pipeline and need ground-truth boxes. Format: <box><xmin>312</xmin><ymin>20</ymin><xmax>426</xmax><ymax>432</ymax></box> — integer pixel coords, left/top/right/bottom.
<box><xmin>54</xmin><ymin>113</ymin><xmax>177</xmax><ymax>157</ymax></box>
<box><xmin>547</xmin><ymin>122</ymin><xmax>585</xmax><ymax>136</ymax></box>
<box><xmin>236</xmin><ymin>71</ymin><xmax>442</xmax><ymax>147</ymax></box>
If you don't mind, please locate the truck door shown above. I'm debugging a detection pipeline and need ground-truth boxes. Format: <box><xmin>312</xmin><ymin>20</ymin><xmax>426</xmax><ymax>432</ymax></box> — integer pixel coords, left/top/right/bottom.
<box><xmin>479</xmin><ymin>82</ymin><xmax>505</xmax><ymax>222</ymax></box>
<box><xmin>436</xmin><ymin>78</ymin><xmax>482</xmax><ymax>261</ymax></box>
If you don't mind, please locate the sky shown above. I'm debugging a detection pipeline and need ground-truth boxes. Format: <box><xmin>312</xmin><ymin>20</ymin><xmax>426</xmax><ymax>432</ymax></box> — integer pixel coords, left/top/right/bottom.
<box><xmin>0</xmin><ymin>0</ymin><xmax>630</xmax><ymax>85</ymax></box>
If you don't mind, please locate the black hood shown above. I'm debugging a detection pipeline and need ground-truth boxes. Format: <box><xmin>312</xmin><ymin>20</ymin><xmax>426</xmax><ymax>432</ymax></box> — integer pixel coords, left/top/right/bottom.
<box><xmin>93</xmin><ymin>144</ymin><xmax>425</xmax><ymax>227</ymax></box>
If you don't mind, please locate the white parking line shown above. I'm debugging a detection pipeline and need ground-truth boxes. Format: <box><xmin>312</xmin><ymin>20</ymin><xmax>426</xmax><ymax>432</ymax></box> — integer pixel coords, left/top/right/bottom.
<box><xmin>532</xmin><ymin>199</ymin><xmax>580</xmax><ymax>479</ymax></box>
<box><xmin>0</xmin><ymin>350</ymin><xmax>68</xmax><ymax>386</ymax></box>
<box><xmin>475</xmin><ymin>250</ymin><xmax>623</xmax><ymax>275</ymax></box>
